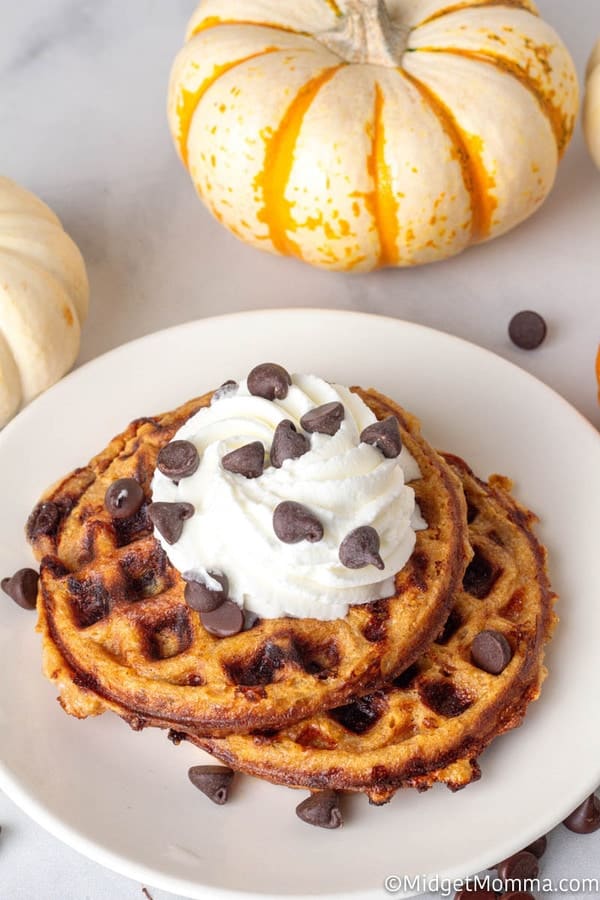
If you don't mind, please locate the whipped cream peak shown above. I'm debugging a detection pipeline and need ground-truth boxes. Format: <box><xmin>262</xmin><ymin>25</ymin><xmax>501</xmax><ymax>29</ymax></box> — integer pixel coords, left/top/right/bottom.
<box><xmin>151</xmin><ymin>373</ymin><xmax>426</xmax><ymax>621</ymax></box>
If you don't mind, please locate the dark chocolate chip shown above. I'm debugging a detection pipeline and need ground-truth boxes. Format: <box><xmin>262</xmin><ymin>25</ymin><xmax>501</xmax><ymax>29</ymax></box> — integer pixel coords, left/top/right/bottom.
<box><xmin>509</xmin><ymin>310</ymin><xmax>547</xmax><ymax>350</ymax></box>
<box><xmin>300</xmin><ymin>402</ymin><xmax>345</xmax><ymax>436</ymax></box>
<box><xmin>296</xmin><ymin>790</ymin><xmax>343</xmax><ymax>829</ymax></box>
<box><xmin>184</xmin><ymin>572</ymin><xmax>228</xmax><ymax>612</ymax></box>
<box><xmin>148</xmin><ymin>502</ymin><xmax>194</xmax><ymax>545</ymax></box>
<box><xmin>360</xmin><ymin>416</ymin><xmax>402</xmax><ymax>458</ymax></box>
<box><xmin>329</xmin><ymin>694</ymin><xmax>385</xmax><ymax>735</ymax></box>
<box><xmin>273</xmin><ymin>501</ymin><xmax>324</xmax><ymax>544</ymax></box>
<box><xmin>222</xmin><ymin>442</ymin><xmax>265</xmax><ymax>479</ymax></box>
<box><xmin>247</xmin><ymin>363</ymin><xmax>291</xmax><ymax>400</ymax></box>
<box><xmin>524</xmin><ymin>835</ymin><xmax>547</xmax><ymax>858</ymax></box>
<box><xmin>1</xmin><ymin>568</ymin><xmax>39</xmax><ymax>610</ymax></box>
<box><xmin>211</xmin><ymin>380</ymin><xmax>238</xmax><ymax>403</ymax></box>
<box><xmin>105</xmin><ymin>478</ymin><xmax>144</xmax><ymax>520</ymax></box>
<box><xmin>27</xmin><ymin>501</ymin><xmax>60</xmax><ymax>539</ymax></box>
<box><xmin>496</xmin><ymin>850</ymin><xmax>539</xmax><ymax>883</ymax></box>
<box><xmin>463</xmin><ymin>550</ymin><xmax>498</xmax><ymax>599</ymax></box>
<box><xmin>271</xmin><ymin>420</ymin><xmax>309</xmax><ymax>468</ymax></box>
<box><xmin>563</xmin><ymin>794</ymin><xmax>600</xmax><ymax>834</ymax></box>
<box><xmin>157</xmin><ymin>440</ymin><xmax>199</xmax><ymax>482</ymax></box>
<box><xmin>243</xmin><ymin>609</ymin><xmax>260</xmax><ymax>631</ymax></box>
<box><xmin>339</xmin><ymin>526</ymin><xmax>384</xmax><ymax>570</ymax></box>
<box><xmin>471</xmin><ymin>630</ymin><xmax>513</xmax><ymax>675</ymax></box>
<box><xmin>418</xmin><ymin>679</ymin><xmax>473</xmax><ymax>718</ymax></box>
<box><xmin>188</xmin><ymin>765</ymin><xmax>234</xmax><ymax>805</ymax></box>
<box><xmin>200</xmin><ymin>599</ymin><xmax>244</xmax><ymax>638</ymax></box>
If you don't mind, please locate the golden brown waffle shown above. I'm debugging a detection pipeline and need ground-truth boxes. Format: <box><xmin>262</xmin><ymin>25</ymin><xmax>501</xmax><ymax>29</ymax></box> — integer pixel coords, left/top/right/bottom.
<box><xmin>183</xmin><ymin>456</ymin><xmax>556</xmax><ymax>800</ymax></box>
<box><xmin>31</xmin><ymin>388</ymin><xmax>471</xmax><ymax>736</ymax></box>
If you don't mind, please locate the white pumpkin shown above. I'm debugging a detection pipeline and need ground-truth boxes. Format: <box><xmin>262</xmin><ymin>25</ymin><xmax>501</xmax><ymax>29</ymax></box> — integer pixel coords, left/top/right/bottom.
<box><xmin>168</xmin><ymin>0</ymin><xmax>579</xmax><ymax>272</ymax></box>
<box><xmin>584</xmin><ymin>38</ymin><xmax>600</xmax><ymax>169</ymax></box>
<box><xmin>0</xmin><ymin>178</ymin><xmax>89</xmax><ymax>427</ymax></box>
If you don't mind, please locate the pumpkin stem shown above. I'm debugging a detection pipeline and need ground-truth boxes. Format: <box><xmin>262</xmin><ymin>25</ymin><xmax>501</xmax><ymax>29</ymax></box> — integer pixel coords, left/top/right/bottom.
<box><xmin>318</xmin><ymin>0</ymin><xmax>409</xmax><ymax>66</ymax></box>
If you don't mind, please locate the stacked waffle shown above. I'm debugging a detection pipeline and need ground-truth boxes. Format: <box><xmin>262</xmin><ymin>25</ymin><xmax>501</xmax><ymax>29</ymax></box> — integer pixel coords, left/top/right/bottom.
<box><xmin>29</xmin><ymin>370</ymin><xmax>556</xmax><ymax>825</ymax></box>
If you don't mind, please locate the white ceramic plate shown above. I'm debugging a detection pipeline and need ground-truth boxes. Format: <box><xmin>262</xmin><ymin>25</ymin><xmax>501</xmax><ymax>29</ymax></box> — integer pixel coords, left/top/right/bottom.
<box><xmin>1</xmin><ymin>309</ymin><xmax>600</xmax><ymax>900</ymax></box>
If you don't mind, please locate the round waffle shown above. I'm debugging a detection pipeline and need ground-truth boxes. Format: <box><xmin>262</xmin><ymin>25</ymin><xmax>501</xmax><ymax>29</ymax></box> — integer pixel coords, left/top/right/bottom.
<box><xmin>185</xmin><ymin>456</ymin><xmax>556</xmax><ymax>800</ymax></box>
<box><xmin>31</xmin><ymin>387</ymin><xmax>471</xmax><ymax>737</ymax></box>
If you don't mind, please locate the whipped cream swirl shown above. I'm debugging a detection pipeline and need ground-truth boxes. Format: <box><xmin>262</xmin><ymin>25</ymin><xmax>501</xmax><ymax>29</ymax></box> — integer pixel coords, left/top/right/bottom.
<box><xmin>151</xmin><ymin>374</ymin><xmax>425</xmax><ymax>621</ymax></box>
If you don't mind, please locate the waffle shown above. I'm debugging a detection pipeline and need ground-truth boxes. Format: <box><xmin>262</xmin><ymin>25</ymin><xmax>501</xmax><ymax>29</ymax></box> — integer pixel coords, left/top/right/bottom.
<box><xmin>183</xmin><ymin>456</ymin><xmax>556</xmax><ymax>801</ymax></box>
<box><xmin>31</xmin><ymin>388</ymin><xmax>471</xmax><ymax>737</ymax></box>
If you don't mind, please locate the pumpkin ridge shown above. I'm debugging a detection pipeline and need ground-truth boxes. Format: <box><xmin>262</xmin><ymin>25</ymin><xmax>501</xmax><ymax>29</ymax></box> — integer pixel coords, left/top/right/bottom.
<box><xmin>400</xmin><ymin>70</ymin><xmax>496</xmax><ymax>243</ymax></box>
<box><xmin>414</xmin><ymin>46</ymin><xmax>574</xmax><ymax>157</ymax></box>
<box><xmin>0</xmin><ymin>246</ymin><xmax>83</xmax><ymax>328</ymax></box>
<box><xmin>367</xmin><ymin>83</ymin><xmax>400</xmax><ymax>267</ymax></box>
<box><xmin>190</xmin><ymin>18</ymin><xmax>308</xmax><ymax>39</ymax></box>
<box><xmin>417</xmin><ymin>0</ymin><xmax>538</xmax><ymax>29</ymax></box>
<box><xmin>174</xmin><ymin>47</ymin><xmax>281</xmax><ymax>168</ymax></box>
<box><xmin>255</xmin><ymin>65</ymin><xmax>345</xmax><ymax>260</ymax></box>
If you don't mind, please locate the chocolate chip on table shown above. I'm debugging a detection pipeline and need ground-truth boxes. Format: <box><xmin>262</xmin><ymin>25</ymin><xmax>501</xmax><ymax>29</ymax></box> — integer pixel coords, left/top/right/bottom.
<box><xmin>339</xmin><ymin>526</ymin><xmax>384</xmax><ymax>570</ymax></box>
<box><xmin>271</xmin><ymin>420</ymin><xmax>309</xmax><ymax>468</ymax></box>
<box><xmin>360</xmin><ymin>416</ymin><xmax>402</xmax><ymax>458</ymax></box>
<box><xmin>105</xmin><ymin>478</ymin><xmax>144</xmax><ymax>520</ymax></box>
<box><xmin>200</xmin><ymin>599</ymin><xmax>244</xmax><ymax>638</ymax></box>
<box><xmin>300</xmin><ymin>402</ymin><xmax>345</xmax><ymax>436</ymax></box>
<box><xmin>26</xmin><ymin>500</ymin><xmax>61</xmax><ymax>539</ymax></box>
<box><xmin>148</xmin><ymin>502</ymin><xmax>194</xmax><ymax>544</ymax></box>
<box><xmin>1</xmin><ymin>568</ymin><xmax>39</xmax><ymax>610</ymax></box>
<box><xmin>296</xmin><ymin>790</ymin><xmax>343</xmax><ymax>829</ymax></box>
<box><xmin>188</xmin><ymin>765</ymin><xmax>235</xmax><ymax>805</ymax></box>
<box><xmin>563</xmin><ymin>794</ymin><xmax>600</xmax><ymax>833</ymax></box>
<box><xmin>211</xmin><ymin>380</ymin><xmax>238</xmax><ymax>403</ymax></box>
<box><xmin>222</xmin><ymin>442</ymin><xmax>265</xmax><ymax>479</ymax></box>
<box><xmin>247</xmin><ymin>363</ymin><xmax>291</xmax><ymax>400</ymax></box>
<box><xmin>157</xmin><ymin>440</ymin><xmax>199</xmax><ymax>482</ymax></box>
<box><xmin>496</xmin><ymin>850</ymin><xmax>539</xmax><ymax>883</ymax></box>
<box><xmin>273</xmin><ymin>501</ymin><xmax>324</xmax><ymax>544</ymax></box>
<box><xmin>184</xmin><ymin>572</ymin><xmax>228</xmax><ymax>612</ymax></box>
<box><xmin>471</xmin><ymin>630</ymin><xmax>513</xmax><ymax>675</ymax></box>
<box><xmin>508</xmin><ymin>310</ymin><xmax>547</xmax><ymax>350</ymax></box>
<box><xmin>524</xmin><ymin>835</ymin><xmax>547</xmax><ymax>858</ymax></box>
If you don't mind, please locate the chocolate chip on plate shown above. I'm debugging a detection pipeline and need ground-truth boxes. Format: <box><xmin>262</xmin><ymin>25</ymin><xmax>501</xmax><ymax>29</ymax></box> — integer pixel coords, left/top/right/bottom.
<box><xmin>188</xmin><ymin>765</ymin><xmax>234</xmax><ymax>805</ymax></box>
<box><xmin>222</xmin><ymin>442</ymin><xmax>265</xmax><ymax>479</ymax></box>
<box><xmin>508</xmin><ymin>310</ymin><xmax>547</xmax><ymax>350</ymax></box>
<box><xmin>247</xmin><ymin>363</ymin><xmax>291</xmax><ymax>401</ymax></box>
<box><xmin>563</xmin><ymin>794</ymin><xmax>600</xmax><ymax>834</ymax></box>
<box><xmin>26</xmin><ymin>501</ymin><xmax>61</xmax><ymax>539</ymax></box>
<box><xmin>471</xmin><ymin>630</ymin><xmax>513</xmax><ymax>675</ymax></box>
<box><xmin>524</xmin><ymin>835</ymin><xmax>547</xmax><ymax>858</ymax></box>
<box><xmin>184</xmin><ymin>572</ymin><xmax>228</xmax><ymax>612</ymax></box>
<box><xmin>1</xmin><ymin>568</ymin><xmax>39</xmax><ymax>610</ymax></box>
<box><xmin>273</xmin><ymin>501</ymin><xmax>324</xmax><ymax>544</ymax></box>
<box><xmin>360</xmin><ymin>416</ymin><xmax>402</xmax><ymax>458</ymax></box>
<box><xmin>496</xmin><ymin>850</ymin><xmax>539</xmax><ymax>883</ymax></box>
<box><xmin>271</xmin><ymin>420</ymin><xmax>309</xmax><ymax>468</ymax></box>
<box><xmin>157</xmin><ymin>440</ymin><xmax>199</xmax><ymax>482</ymax></box>
<box><xmin>296</xmin><ymin>790</ymin><xmax>343</xmax><ymax>829</ymax></box>
<box><xmin>339</xmin><ymin>526</ymin><xmax>384</xmax><ymax>570</ymax></box>
<box><xmin>300</xmin><ymin>402</ymin><xmax>345</xmax><ymax>436</ymax></box>
<box><xmin>211</xmin><ymin>380</ymin><xmax>238</xmax><ymax>403</ymax></box>
<box><xmin>148</xmin><ymin>502</ymin><xmax>194</xmax><ymax>544</ymax></box>
<box><xmin>200</xmin><ymin>599</ymin><xmax>244</xmax><ymax>638</ymax></box>
<box><xmin>104</xmin><ymin>478</ymin><xmax>144</xmax><ymax>520</ymax></box>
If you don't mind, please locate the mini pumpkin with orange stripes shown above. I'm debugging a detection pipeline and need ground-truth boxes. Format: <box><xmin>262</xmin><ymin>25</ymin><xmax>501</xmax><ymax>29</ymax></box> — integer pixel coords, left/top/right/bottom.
<box><xmin>168</xmin><ymin>0</ymin><xmax>578</xmax><ymax>272</ymax></box>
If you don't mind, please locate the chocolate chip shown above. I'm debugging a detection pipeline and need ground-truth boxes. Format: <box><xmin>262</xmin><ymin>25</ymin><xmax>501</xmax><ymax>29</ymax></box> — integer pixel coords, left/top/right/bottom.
<box><xmin>243</xmin><ymin>609</ymin><xmax>260</xmax><ymax>631</ymax></box>
<box><xmin>148</xmin><ymin>502</ymin><xmax>194</xmax><ymax>544</ymax></box>
<box><xmin>184</xmin><ymin>572</ymin><xmax>228</xmax><ymax>612</ymax></box>
<box><xmin>360</xmin><ymin>416</ymin><xmax>402</xmax><ymax>458</ymax></box>
<box><xmin>1</xmin><ymin>568</ymin><xmax>39</xmax><ymax>610</ymax></box>
<box><xmin>418</xmin><ymin>679</ymin><xmax>473</xmax><ymax>718</ymax></box>
<box><xmin>296</xmin><ymin>790</ymin><xmax>343</xmax><ymax>829</ymax></box>
<box><xmin>222</xmin><ymin>442</ymin><xmax>265</xmax><ymax>479</ymax></box>
<box><xmin>188</xmin><ymin>765</ymin><xmax>234</xmax><ymax>805</ymax></box>
<box><xmin>200</xmin><ymin>599</ymin><xmax>244</xmax><ymax>637</ymax></box>
<box><xmin>211</xmin><ymin>380</ymin><xmax>238</xmax><ymax>403</ymax></box>
<box><xmin>273</xmin><ymin>502</ymin><xmax>323</xmax><ymax>544</ymax></box>
<box><xmin>471</xmin><ymin>630</ymin><xmax>512</xmax><ymax>675</ymax></box>
<box><xmin>157</xmin><ymin>440</ymin><xmax>199</xmax><ymax>482</ymax></box>
<box><xmin>496</xmin><ymin>850</ymin><xmax>539</xmax><ymax>883</ymax></box>
<box><xmin>563</xmin><ymin>794</ymin><xmax>600</xmax><ymax>834</ymax></box>
<box><xmin>300</xmin><ymin>402</ymin><xmax>345</xmax><ymax>436</ymax></box>
<box><xmin>271</xmin><ymin>420</ymin><xmax>309</xmax><ymax>468</ymax></box>
<box><xmin>524</xmin><ymin>835</ymin><xmax>547</xmax><ymax>858</ymax></box>
<box><xmin>500</xmin><ymin>892</ymin><xmax>536</xmax><ymax>900</ymax></box>
<box><xmin>105</xmin><ymin>478</ymin><xmax>144</xmax><ymax>520</ymax></box>
<box><xmin>247</xmin><ymin>363</ymin><xmax>291</xmax><ymax>400</ymax></box>
<box><xmin>462</xmin><ymin>550</ymin><xmax>498</xmax><ymax>599</ymax></box>
<box><xmin>27</xmin><ymin>501</ymin><xmax>60</xmax><ymax>539</ymax></box>
<box><xmin>339</xmin><ymin>526</ymin><xmax>384</xmax><ymax>570</ymax></box>
<box><xmin>509</xmin><ymin>310</ymin><xmax>547</xmax><ymax>350</ymax></box>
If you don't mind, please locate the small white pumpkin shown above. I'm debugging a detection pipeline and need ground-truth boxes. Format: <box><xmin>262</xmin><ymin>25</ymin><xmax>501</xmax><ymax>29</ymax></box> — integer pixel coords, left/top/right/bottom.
<box><xmin>584</xmin><ymin>38</ymin><xmax>600</xmax><ymax>169</ymax></box>
<box><xmin>168</xmin><ymin>0</ymin><xmax>579</xmax><ymax>272</ymax></box>
<box><xmin>0</xmin><ymin>178</ymin><xmax>89</xmax><ymax>427</ymax></box>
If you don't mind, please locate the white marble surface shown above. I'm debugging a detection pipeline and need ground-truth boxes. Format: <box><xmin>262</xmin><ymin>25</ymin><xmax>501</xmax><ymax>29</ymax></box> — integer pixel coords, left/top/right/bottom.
<box><xmin>0</xmin><ymin>1</ymin><xmax>599</xmax><ymax>898</ymax></box>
